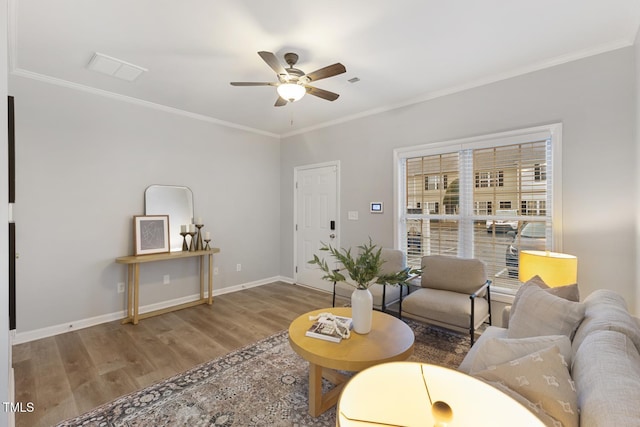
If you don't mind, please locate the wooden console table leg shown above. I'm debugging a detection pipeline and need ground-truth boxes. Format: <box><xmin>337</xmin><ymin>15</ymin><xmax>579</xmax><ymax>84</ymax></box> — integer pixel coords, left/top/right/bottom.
<box><xmin>127</xmin><ymin>264</ymin><xmax>134</xmax><ymax>319</ymax></box>
<box><xmin>133</xmin><ymin>263</ymin><xmax>140</xmax><ymax>325</ymax></box>
<box><xmin>199</xmin><ymin>255</ymin><xmax>205</xmax><ymax>300</ymax></box>
<box><xmin>208</xmin><ymin>253</ymin><xmax>213</xmax><ymax>304</ymax></box>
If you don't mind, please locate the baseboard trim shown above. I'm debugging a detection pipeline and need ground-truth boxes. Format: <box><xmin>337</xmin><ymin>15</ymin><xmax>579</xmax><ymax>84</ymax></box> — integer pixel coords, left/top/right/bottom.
<box><xmin>13</xmin><ymin>276</ymin><xmax>289</xmax><ymax>344</ymax></box>
<box><xmin>290</xmin><ymin>280</ymin><xmax>332</xmax><ymax>294</ymax></box>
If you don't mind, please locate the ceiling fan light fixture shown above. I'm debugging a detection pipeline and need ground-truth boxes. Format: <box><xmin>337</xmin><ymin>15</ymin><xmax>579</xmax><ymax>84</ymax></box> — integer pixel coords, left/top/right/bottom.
<box><xmin>230</xmin><ymin>51</ymin><xmax>345</xmax><ymax>106</ymax></box>
<box><xmin>277</xmin><ymin>83</ymin><xmax>306</xmax><ymax>102</ymax></box>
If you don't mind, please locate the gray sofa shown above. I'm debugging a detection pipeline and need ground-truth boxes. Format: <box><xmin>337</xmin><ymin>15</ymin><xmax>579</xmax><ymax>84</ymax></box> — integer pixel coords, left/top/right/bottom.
<box><xmin>458</xmin><ymin>281</ymin><xmax>640</xmax><ymax>427</ymax></box>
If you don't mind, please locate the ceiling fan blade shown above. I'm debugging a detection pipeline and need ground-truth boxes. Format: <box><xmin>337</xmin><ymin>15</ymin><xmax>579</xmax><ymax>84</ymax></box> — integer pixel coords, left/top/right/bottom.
<box><xmin>230</xmin><ymin>82</ymin><xmax>276</xmax><ymax>86</ymax></box>
<box><xmin>258</xmin><ymin>51</ymin><xmax>289</xmax><ymax>79</ymax></box>
<box><xmin>274</xmin><ymin>96</ymin><xmax>288</xmax><ymax>107</ymax></box>
<box><xmin>305</xmin><ymin>86</ymin><xmax>340</xmax><ymax>101</ymax></box>
<box><xmin>302</xmin><ymin>63</ymin><xmax>346</xmax><ymax>83</ymax></box>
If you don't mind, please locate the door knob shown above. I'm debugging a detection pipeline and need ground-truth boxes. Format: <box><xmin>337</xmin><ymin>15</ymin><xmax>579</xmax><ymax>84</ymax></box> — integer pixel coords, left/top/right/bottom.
<box><xmin>329</xmin><ymin>234</ymin><xmax>336</xmax><ymax>239</ymax></box>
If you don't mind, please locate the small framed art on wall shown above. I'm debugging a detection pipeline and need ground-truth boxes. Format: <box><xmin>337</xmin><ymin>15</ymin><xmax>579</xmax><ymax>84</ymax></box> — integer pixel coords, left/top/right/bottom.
<box><xmin>134</xmin><ymin>215</ymin><xmax>170</xmax><ymax>255</ymax></box>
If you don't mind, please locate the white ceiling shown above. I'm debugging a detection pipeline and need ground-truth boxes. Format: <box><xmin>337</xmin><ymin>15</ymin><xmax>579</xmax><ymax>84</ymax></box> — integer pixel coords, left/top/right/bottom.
<box><xmin>9</xmin><ymin>0</ymin><xmax>640</xmax><ymax>137</ymax></box>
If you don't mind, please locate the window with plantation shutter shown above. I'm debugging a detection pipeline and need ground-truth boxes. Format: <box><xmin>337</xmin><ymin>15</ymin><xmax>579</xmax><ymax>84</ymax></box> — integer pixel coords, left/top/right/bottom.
<box><xmin>394</xmin><ymin>124</ymin><xmax>563</xmax><ymax>293</ymax></box>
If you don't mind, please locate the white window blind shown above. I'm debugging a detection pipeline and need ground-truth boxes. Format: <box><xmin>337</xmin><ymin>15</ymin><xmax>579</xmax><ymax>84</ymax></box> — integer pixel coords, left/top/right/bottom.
<box><xmin>395</xmin><ymin>125</ymin><xmax>562</xmax><ymax>292</ymax></box>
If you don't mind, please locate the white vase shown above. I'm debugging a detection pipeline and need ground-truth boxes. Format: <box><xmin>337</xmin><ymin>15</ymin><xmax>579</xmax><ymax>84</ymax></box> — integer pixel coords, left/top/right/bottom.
<box><xmin>351</xmin><ymin>288</ymin><xmax>373</xmax><ymax>334</ymax></box>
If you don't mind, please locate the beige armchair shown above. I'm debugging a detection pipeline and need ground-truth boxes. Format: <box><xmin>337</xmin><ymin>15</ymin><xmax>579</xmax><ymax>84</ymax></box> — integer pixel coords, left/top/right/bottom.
<box><xmin>332</xmin><ymin>248</ymin><xmax>408</xmax><ymax>312</ymax></box>
<box><xmin>400</xmin><ymin>255</ymin><xmax>492</xmax><ymax>344</ymax></box>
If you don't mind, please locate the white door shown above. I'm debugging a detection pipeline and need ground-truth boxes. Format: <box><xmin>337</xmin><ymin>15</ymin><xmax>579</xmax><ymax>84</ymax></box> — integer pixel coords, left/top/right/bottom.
<box><xmin>295</xmin><ymin>163</ymin><xmax>339</xmax><ymax>292</ymax></box>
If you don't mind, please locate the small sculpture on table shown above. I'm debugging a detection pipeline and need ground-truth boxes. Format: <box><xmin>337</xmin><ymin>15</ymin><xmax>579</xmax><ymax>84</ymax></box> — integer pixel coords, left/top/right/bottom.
<box><xmin>180</xmin><ymin>231</ymin><xmax>189</xmax><ymax>251</ymax></box>
<box><xmin>180</xmin><ymin>225</ymin><xmax>190</xmax><ymax>251</ymax></box>
<box><xmin>187</xmin><ymin>223</ymin><xmax>197</xmax><ymax>252</ymax></box>
<box><xmin>188</xmin><ymin>232</ymin><xmax>196</xmax><ymax>252</ymax></box>
<box><xmin>195</xmin><ymin>223</ymin><xmax>204</xmax><ymax>251</ymax></box>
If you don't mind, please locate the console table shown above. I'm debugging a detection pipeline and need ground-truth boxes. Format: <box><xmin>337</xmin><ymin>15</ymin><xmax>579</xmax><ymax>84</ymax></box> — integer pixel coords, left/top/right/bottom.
<box><xmin>115</xmin><ymin>248</ymin><xmax>220</xmax><ymax>325</ymax></box>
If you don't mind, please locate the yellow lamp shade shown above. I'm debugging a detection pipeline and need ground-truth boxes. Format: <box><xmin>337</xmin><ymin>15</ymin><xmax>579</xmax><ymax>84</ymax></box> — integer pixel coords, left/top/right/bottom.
<box><xmin>519</xmin><ymin>250</ymin><xmax>577</xmax><ymax>287</ymax></box>
<box><xmin>337</xmin><ymin>362</ymin><xmax>545</xmax><ymax>426</ymax></box>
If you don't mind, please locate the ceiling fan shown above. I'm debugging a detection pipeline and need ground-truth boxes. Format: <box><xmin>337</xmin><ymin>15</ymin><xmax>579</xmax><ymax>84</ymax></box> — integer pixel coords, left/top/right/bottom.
<box><xmin>230</xmin><ymin>51</ymin><xmax>346</xmax><ymax>107</ymax></box>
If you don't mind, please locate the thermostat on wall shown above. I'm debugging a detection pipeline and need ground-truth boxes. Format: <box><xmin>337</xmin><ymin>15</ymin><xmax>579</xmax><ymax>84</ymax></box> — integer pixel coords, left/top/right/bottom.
<box><xmin>370</xmin><ymin>202</ymin><xmax>383</xmax><ymax>213</ymax></box>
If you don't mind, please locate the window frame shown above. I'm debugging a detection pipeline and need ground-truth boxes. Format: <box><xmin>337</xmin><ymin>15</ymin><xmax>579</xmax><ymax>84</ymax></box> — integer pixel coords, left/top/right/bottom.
<box><xmin>393</xmin><ymin>123</ymin><xmax>564</xmax><ymax>296</ymax></box>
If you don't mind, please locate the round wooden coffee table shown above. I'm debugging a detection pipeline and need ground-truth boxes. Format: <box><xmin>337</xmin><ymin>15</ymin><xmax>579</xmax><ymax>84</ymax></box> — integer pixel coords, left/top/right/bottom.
<box><xmin>288</xmin><ymin>307</ymin><xmax>415</xmax><ymax>417</ymax></box>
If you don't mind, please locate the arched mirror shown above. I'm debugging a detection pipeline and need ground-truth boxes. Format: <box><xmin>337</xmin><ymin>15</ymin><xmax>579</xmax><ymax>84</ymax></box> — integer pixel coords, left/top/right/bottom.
<box><xmin>145</xmin><ymin>185</ymin><xmax>194</xmax><ymax>252</ymax></box>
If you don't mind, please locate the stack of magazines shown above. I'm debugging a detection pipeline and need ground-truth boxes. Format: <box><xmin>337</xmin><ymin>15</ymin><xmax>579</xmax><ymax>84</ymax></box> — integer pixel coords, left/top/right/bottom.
<box><xmin>305</xmin><ymin>315</ymin><xmax>353</xmax><ymax>343</ymax></box>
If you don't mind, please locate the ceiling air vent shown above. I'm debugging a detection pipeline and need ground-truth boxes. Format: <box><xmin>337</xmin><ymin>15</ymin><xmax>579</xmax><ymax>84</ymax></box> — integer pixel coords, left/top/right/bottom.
<box><xmin>87</xmin><ymin>52</ymin><xmax>147</xmax><ymax>82</ymax></box>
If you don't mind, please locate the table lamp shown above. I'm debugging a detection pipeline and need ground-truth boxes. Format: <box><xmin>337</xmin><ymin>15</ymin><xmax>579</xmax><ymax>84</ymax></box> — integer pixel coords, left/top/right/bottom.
<box><xmin>519</xmin><ymin>250</ymin><xmax>577</xmax><ymax>287</ymax></box>
<box><xmin>337</xmin><ymin>361</ymin><xmax>545</xmax><ymax>426</ymax></box>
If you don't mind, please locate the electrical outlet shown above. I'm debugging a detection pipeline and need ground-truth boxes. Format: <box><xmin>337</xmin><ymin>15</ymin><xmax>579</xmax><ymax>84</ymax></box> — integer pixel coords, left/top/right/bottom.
<box><xmin>213</xmin><ymin>267</ymin><xmax>219</xmax><ymax>275</ymax></box>
<box><xmin>236</xmin><ymin>264</ymin><xmax>242</xmax><ymax>272</ymax></box>
<box><xmin>163</xmin><ymin>274</ymin><xmax>170</xmax><ymax>285</ymax></box>
<box><xmin>117</xmin><ymin>282</ymin><xmax>125</xmax><ymax>293</ymax></box>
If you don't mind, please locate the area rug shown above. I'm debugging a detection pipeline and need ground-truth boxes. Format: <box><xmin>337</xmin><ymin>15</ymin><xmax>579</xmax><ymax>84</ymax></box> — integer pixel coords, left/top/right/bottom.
<box><xmin>56</xmin><ymin>320</ymin><xmax>470</xmax><ymax>427</ymax></box>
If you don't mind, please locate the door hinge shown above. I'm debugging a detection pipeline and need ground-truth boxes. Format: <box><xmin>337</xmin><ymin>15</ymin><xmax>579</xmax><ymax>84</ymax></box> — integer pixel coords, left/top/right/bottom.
<box><xmin>295</xmin><ymin>266</ymin><xmax>298</xmax><ymax>273</ymax></box>
<box><xmin>295</xmin><ymin>224</ymin><xmax>298</xmax><ymax>231</ymax></box>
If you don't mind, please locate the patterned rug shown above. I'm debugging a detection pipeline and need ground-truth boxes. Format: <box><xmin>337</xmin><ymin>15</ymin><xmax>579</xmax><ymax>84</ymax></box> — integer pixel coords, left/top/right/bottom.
<box><xmin>56</xmin><ymin>320</ymin><xmax>470</xmax><ymax>427</ymax></box>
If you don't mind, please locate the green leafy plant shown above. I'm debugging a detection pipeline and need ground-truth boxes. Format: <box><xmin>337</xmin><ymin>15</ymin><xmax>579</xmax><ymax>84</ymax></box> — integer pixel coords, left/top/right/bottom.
<box><xmin>308</xmin><ymin>238</ymin><xmax>420</xmax><ymax>290</ymax></box>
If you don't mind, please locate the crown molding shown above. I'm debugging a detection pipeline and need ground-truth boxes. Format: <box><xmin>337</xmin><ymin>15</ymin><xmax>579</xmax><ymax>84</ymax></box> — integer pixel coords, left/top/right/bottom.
<box><xmin>8</xmin><ymin>0</ymin><xmax>634</xmax><ymax>142</ymax></box>
<box><xmin>281</xmin><ymin>38</ymin><xmax>633</xmax><ymax>138</ymax></box>
<box><xmin>9</xmin><ymin>68</ymin><xmax>280</xmax><ymax>139</ymax></box>
<box><xmin>7</xmin><ymin>0</ymin><xmax>278</xmax><ymax>138</ymax></box>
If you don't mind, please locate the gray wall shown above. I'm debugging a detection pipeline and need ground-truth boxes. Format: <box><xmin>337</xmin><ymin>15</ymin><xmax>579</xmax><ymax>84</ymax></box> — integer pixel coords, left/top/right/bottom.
<box><xmin>635</xmin><ymin>30</ymin><xmax>640</xmax><ymax>315</ymax></box>
<box><xmin>280</xmin><ymin>47</ymin><xmax>638</xmax><ymax>313</ymax></box>
<box><xmin>1</xmin><ymin>0</ymin><xmax>11</xmax><ymax>425</ymax></box>
<box><xmin>10</xmin><ymin>75</ymin><xmax>281</xmax><ymax>334</ymax></box>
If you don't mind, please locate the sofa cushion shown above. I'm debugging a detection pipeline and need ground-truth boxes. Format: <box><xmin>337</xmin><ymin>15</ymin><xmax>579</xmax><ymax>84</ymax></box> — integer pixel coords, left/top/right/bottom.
<box><xmin>511</xmin><ymin>275</ymin><xmax>579</xmax><ymax>316</ymax></box>
<box><xmin>468</xmin><ymin>335</ymin><xmax>572</xmax><ymax>375</ymax></box>
<box><xmin>571</xmin><ymin>289</ymin><xmax>640</xmax><ymax>357</ymax></box>
<box><xmin>507</xmin><ymin>284</ymin><xmax>585</xmax><ymax>340</ymax></box>
<box><xmin>572</xmin><ymin>329</ymin><xmax>640</xmax><ymax>427</ymax></box>
<box><xmin>420</xmin><ymin>255</ymin><xmax>487</xmax><ymax>294</ymax></box>
<box><xmin>473</xmin><ymin>345</ymin><xmax>578</xmax><ymax>427</ymax></box>
<box><xmin>480</xmin><ymin>380</ymin><xmax>571</xmax><ymax>427</ymax></box>
<box><xmin>458</xmin><ymin>326</ymin><xmax>507</xmax><ymax>374</ymax></box>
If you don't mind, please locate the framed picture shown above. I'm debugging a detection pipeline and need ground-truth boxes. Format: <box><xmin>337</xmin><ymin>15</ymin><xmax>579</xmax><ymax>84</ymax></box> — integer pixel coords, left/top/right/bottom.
<box><xmin>134</xmin><ymin>215</ymin><xmax>170</xmax><ymax>255</ymax></box>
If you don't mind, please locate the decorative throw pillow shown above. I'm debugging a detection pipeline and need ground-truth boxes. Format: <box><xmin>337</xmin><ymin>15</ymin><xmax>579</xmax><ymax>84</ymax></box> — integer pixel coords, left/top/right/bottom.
<box><xmin>507</xmin><ymin>284</ymin><xmax>585</xmax><ymax>340</ymax></box>
<box><xmin>480</xmin><ymin>380</ymin><xmax>568</xmax><ymax>427</ymax></box>
<box><xmin>473</xmin><ymin>345</ymin><xmax>579</xmax><ymax>427</ymax></box>
<box><xmin>510</xmin><ymin>275</ymin><xmax>580</xmax><ymax>318</ymax></box>
<box><xmin>469</xmin><ymin>335</ymin><xmax>572</xmax><ymax>375</ymax></box>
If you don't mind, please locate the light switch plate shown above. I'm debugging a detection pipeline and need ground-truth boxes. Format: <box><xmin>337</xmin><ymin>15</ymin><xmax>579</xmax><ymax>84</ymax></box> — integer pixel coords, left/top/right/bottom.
<box><xmin>348</xmin><ymin>211</ymin><xmax>359</xmax><ymax>220</ymax></box>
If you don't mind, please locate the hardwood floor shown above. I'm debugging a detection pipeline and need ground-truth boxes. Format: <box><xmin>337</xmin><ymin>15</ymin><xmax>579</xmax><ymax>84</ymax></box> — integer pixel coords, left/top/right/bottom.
<box><xmin>12</xmin><ymin>282</ymin><xmax>333</xmax><ymax>427</ymax></box>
